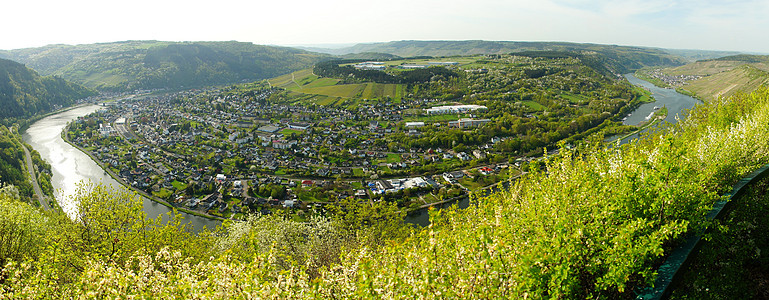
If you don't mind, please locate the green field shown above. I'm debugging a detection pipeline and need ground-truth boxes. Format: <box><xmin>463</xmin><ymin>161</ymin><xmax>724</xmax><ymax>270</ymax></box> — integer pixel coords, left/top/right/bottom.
<box><xmin>633</xmin><ymin>86</ymin><xmax>654</xmax><ymax>103</ymax></box>
<box><xmin>665</xmin><ymin>60</ymin><xmax>747</xmax><ymax>76</ymax></box>
<box><xmin>374</xmin><ymin>153</ymin><xmax>403</xmax><ymax>165</ymax></box>
<box><xmin>268</xmin><ymin>69</ymin><xmax>316</xmax><ymax>90</ymax></box>
<box><xmin>303</xmin><ymin>84</ymin><xmax>366</xmax><ymax>98</ymax></box>
<box><xmin>557</xmin><ymin>91</ymin><xmax>589</xmax><ymax>104</ymax></box>
<box><xmin>270</xmin><ymin>69</ymin><xmax>405</xmax><ymax>102</ymax></box>
<box><xmin>171</xmin><ymin>180</ymin><xmax>187</xmax><ymax>191</ymax></box>
<box><xmin>280</xmin><ymin>128</ymin><xmax>303</xmax><ymax>136</ymax></box>
<box><xmin>521</xmin><ymin>100</ymin><xmax>546</xmax><ymax>111</ymax></box>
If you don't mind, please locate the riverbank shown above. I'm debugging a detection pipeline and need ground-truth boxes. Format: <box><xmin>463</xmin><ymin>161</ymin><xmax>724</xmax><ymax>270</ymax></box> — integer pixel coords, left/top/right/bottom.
<box><xmin>60</xmin><ymin>123</ymin><xmax>227</xmax><ymax>222</ymax></box>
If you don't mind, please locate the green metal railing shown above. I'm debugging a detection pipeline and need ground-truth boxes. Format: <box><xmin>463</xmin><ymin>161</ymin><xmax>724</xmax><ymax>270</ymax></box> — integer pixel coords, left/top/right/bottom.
<box><xmin>636</xmin><ymin>164</ymin><xmax>769</xmax><ymax>299</ymax></box>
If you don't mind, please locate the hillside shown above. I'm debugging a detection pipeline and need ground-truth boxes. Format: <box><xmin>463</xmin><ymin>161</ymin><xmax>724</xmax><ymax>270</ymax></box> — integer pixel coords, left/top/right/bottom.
<box><xmin>0</xmin><ymin>126</ymin><xmax>33</xmax><ymax>198</ymax></box>
<box><xmin>681</xmin><ymin>64</ymin><xmax>769</xmax><ymax>100</ymax></box>
<box><xmin>0</xmin><ymin>41</ymin><xmax>331</xmax><ymax>92</ymax></box>
<box><xmin>651</xmin><ymin>55</ymin><xmax>769</xmax><ymax>100</ymax></box>
<box><xmin>0</xmin><ymin>58</ymin><xmax>95</xmax><ymax>122</ymax></box>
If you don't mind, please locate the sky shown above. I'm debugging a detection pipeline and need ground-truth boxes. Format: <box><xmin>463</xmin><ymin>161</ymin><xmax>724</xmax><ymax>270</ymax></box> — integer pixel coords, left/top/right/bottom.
<box><xmin>2</xmin><ymin>0</ymin><xmax>768</xmax><ymax>52</ymax></box>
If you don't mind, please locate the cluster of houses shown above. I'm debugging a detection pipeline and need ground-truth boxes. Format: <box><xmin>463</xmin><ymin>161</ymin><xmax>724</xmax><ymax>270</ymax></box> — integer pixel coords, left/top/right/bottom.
<box><xmin>642</xmin><ymin>69</ymin><xmax>703</xmax><ymax>87</ymax></box>
<box><xmin>69</xmin><ymin>85</ymin><xmax>522</xmax><ymax>215</ymax></box>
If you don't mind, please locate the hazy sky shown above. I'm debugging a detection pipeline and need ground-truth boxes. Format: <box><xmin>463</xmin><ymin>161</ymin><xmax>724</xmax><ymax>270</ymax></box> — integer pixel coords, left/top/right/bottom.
<box><xmin>2</xmin><ymin>0</ymin><xmax>768</xmax><ymax>52</ymax></box>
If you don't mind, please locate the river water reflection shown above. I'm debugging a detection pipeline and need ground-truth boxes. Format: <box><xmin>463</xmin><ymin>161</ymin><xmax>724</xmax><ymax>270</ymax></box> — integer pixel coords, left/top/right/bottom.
<box><xmin>22</xmin><ymin>105</ymin><xmax>220</xmax><ymax>231</ymax></box>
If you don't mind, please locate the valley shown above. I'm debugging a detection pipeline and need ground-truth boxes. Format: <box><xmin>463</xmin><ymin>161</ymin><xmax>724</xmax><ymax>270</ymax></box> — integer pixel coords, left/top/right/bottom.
<box><xmin>636</xmin><ymin>54</ymin><xmax>769</xmax><ymax>100</ymax></box>
<box><xmin>2</xmin><ymin>37</ymin><xmax>769</xmax><ymax>299</ymax></box>
<box><xmin>63</xmin><ymin>53</ymin><xmax>649</xmax><ymax>220</ymax></box>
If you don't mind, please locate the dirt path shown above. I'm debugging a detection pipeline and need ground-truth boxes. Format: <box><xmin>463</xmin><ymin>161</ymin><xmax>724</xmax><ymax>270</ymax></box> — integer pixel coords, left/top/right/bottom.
<box><xmin>292</xmin><ymin>72</ymin><xmax>302</xmax><ymax>90</ymax></box>
<box><xmin>717</xmin><ymin>84</ymin><xmax>739</xmax><ymax>97</ymax></box>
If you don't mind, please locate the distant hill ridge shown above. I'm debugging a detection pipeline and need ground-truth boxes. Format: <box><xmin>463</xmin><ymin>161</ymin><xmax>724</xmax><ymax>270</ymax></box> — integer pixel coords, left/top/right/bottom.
<box><xmin>0</xmin><ymin>40</ymin><xmax>750</xmax><ymax>93</ymax></box>
<box><xmin>0</xmin><ymin>41</ymin><xmax>331</xmax><ymax>92</ymax></box>
<box><xmin>306</xmin><ymin>40</ymin><xmax>740</xmax><ymax>69</ymax></box>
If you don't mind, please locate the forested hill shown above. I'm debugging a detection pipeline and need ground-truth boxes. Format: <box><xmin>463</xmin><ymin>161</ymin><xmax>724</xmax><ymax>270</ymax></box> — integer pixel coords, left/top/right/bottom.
<box><xmin>308</xmin><ymin>40</ymin><xmax>721</xmax><ymax>72</ymax></box>
<box><xmin>0</xmin><ymin>41</ymin><xmax>331</xmax><ymax>92</ymax></box>
<box><xmin>0</xmin><ymin>58</ymin><xmax>95</xmax><ymax>122</ymax></box>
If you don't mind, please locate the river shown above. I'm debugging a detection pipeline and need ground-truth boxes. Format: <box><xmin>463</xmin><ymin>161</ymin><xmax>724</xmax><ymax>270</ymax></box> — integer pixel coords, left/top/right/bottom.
<box><xmin>616</xmin><ymin>74</ymin><xmax>700</xmax><ymax>143</ymax></box>
<box><xmin>22</xmin><ymin>105</ymin><xmax>220</xmax><ymax>231</ymax></box>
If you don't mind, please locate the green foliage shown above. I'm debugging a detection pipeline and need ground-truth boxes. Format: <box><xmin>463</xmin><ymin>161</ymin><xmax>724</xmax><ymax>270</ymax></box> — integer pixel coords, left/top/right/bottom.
<box><xmin>0</xmin><ymin>58</ymin><xmax>95</xmax><ymax>122</ymax></box>
<box><xmin>0</xmin><ymin>185</ymin><xmax>48</xmax><ymax>268</ymax></box>
<box><xmin>0</xmin><ymin>126</ymin><xmax>33</xmax><ymax>198</ymax></box>
<box><xmin>314</xmin><ymin>60</ymin><xmax>458</xmax><ymax>84</ymax></box>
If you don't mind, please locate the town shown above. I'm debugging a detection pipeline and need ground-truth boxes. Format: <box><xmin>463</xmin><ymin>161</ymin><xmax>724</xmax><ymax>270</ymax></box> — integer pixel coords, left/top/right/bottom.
<box><xmin>68</xmin><ymin>90</ymin><xmax>518</xmax><ymax>220</ymax></box>
<box><xmin>66</xmin><ymin>54</ymin><xmax>646</xmax><ymax>220</ymax></box>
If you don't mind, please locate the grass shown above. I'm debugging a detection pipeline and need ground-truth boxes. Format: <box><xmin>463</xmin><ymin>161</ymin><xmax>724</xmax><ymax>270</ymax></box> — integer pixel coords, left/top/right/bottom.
<box><xmin>458</xmin><ymin>178</ymin><xmax>485</xmax><ymax>191</ymax></box>
<box><xmin>633</xmin><ymin>86</ymin><xmax>654</xmax><ymax>103</ymax></box>
<box><xmin>171</xmin><ymin>180</ymin><xmax>187</xmax><ymax>191</ymax></box>
<box><xmin>558</xmin><ymin>91</ymin><xmax>589</xmax><ymax>104</ymax></box>
<box><xmin>280</xmin><ymin>128</ymin><xmax>303</xmax><ymax>136</ymax></box>
<box><xmin>269</xmin><ymin>69</ymin><xmax>404</xmax><ymax>103</ymax></box>
<box><xmin>303</xmin><ymin>84</ymin><xmax>367</xmax><ymax>98</ymax></box>
<box><xmin>375</xmin><ymin>153</ymin><xmax>402</xmax><ymax>165</ymax></box>
<box><xmin>352</xmin><ymin>168</ymin><xmax>366</xmax><ymax>177</ymax></box>
<box><xmin>422</xmin><ymin>193</ymin><xmax>440</xmax><ymax>203</ymax></box>
<box><xmin>153</xmin><ymin>188</ymin><xmax>172</xmax><ymax>199</ymax></box>
<box><xmin>521</xmin><ymin>100</ymin><xmax>546</xmax><ymax>111</ymax></box>
<box><xmin>303</xmin><ymin>77</ymin><xmax>339</xmax><ymax>88</ymax></box>
<box><xmin>386</xmin><ymin>153</ymin><xmax>402</xmax><ymax>163</ymax></box>
<box><xmin>268</xmin><ymin>69</ymin><xmax>315</xmax><ymax>90</ymax></box>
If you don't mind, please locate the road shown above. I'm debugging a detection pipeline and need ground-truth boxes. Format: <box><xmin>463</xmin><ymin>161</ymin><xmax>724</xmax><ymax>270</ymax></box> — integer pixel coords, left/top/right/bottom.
<box><xmin>22</xmin><ymin>145</ymin><xmax>51</xmax><ymax>210</ymax></box>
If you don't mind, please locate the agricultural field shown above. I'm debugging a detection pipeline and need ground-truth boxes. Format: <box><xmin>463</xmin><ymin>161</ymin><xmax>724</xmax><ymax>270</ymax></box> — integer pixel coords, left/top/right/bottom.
<box><xmin>521</xmin><ymin>100</ymin><xmax>546</xmax><ymax>111</ymax></box>
<box><xmin>665</xmin><ymin>60</ymin><xmax>748</xmax><ymax>76</ymax></box>
<box><xmin>680</xmin><ymin>65</ymin><xmax>769</xmax><ymax>101</ymax></box>
<box><xmin>270</xmin><ymin>69</ymin><xmax>405</xmax><ymax>101</ymax></box>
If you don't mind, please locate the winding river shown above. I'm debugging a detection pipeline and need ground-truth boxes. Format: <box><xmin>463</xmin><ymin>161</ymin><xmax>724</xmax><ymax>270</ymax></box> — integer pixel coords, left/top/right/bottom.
<box><xmin>22</xmin><ymin>105</ymin><xmax>220</xmax><ymax>231</ymax></box>
<box><xmin>616</xmin><ymin>74</ymin><xmax>701</xmax><ymax>143</ymax></box>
